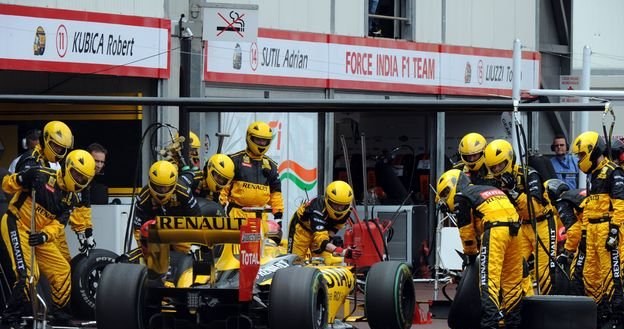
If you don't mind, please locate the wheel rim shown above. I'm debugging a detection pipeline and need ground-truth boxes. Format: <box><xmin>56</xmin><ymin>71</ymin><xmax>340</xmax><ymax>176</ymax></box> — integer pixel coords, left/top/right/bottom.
<box><xmin>314</xmin><ymin>289</ymin><xmax>327</xmax><ymax>328</ymax></box>
<box><xmin>88</xmin><ymin>266</ymin><xmax>103</xmax><ymax>299</ymax></box>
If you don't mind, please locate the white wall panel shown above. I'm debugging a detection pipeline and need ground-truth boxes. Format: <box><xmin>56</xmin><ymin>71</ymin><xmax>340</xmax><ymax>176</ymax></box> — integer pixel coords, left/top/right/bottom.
<box><xmin>572</xmin><ymin>0</ymin><xmax>624</xmax><ymax>70</ymax></box>
<box><xmin>334</xmin><ymin>0</ymin><xmax>364</xmax><ymax>36</ymax></box>
<box><xmin>445</xmin><ymin>0</ymin><xmax>536</xmax><ymax>50</ymax></box>
<box><xmin>415</xmin><ymin>0</ymin><xmax>442</xmax><ymax>43</ymax></box>
<box><xmin>0</xmin><ymin>0</ymin><xmax>165</xmax><ymax>18</ymax></box>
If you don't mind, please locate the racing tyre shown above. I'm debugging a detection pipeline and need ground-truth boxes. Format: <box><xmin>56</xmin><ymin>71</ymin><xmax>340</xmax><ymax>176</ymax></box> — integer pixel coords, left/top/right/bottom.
<box><xmin>269</xmin><ymin>267</ymin><xmax>328</xmax><ymax>329</ymax></box>
<box><xmin>520</xmin><ymin>295</ymin><xmax>596</xmax><ymax>329</ymax></box>
<box><xmin>96</xmin><ymin>263</ymin><xmax>148</xmax><ymax>329</ymax></box>
<box><xmin>70</xmin><ymin>248</ymin><xmax>118</xmax><ymax>320</ymax></box>
<box><xmin>365</xmin><ymin>261</ymin><xmax>415</xmax><ymax>329</ymax></box>
<box><xmin>447</xmin><ymin>260</ymin><xmax>481</xmax><ymax>329</ymax></box>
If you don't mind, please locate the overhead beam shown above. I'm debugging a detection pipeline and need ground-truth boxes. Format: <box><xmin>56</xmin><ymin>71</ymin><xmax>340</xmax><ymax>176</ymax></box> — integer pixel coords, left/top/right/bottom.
<box><xmin>0</xmin><ymin>95</ymin><xmax>609</xmax><ymax>113</ymax></box>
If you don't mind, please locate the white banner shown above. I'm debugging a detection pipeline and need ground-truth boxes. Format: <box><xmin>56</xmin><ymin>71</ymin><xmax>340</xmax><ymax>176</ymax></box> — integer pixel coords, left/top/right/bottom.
<box><xmin>0</xmin><ymin>4</ymin><xmax>170</xmax><ymax>78</ymax></box>
<box><xmin>220</xmin><ymin>113</ymin><xmax>319</xmax><ymax>224</ymax></box>
<box><xmin>205</xmin><ymin>29</ymin><xmax>541</xmax><ymax>97</ymax></box>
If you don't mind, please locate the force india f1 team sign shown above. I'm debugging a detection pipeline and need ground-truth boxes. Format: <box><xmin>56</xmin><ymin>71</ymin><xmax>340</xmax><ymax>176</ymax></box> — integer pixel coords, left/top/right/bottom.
<box><xmin>0</xmin><ymin>4</ymin><xmax>170</xmax><ymax>79</ymax></box>
<box><xmin>204</xmin><ymin>29</ymin><xmax>540</xmax><ymax>97</ymax></box>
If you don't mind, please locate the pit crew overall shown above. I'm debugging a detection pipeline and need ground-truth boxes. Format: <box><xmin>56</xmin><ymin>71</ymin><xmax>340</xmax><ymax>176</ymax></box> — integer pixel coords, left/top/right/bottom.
<box><xmin>0</xmin><ymin>167</ymin><xmax>78</xmax><ymax>319</ymax></box>
<box><xmin>219</xmin><ymin>150</ymin><xmax>283</xmax><ymax>233</ymax></box>
<box><xmin>505</xmin><ymin>165</ymin><xmax>558</xmax><ymax>296</ymax></box>
<box><xmin>287</xmin><ymin>197</ymin><xmax>348</xmax><ymax>261</ymax></box>
<box><xmin>582</xmin><ymin>159</ymin><xmax>624</xmax><ymax>326</ymax></box>
<box><xmin>454</xmin><ymin>184</ymin><xmax>523</xmax><ymax>329</ymax></box>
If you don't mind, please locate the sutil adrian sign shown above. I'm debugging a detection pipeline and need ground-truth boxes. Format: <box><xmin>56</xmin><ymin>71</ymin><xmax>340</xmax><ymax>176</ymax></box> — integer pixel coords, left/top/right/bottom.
<box><xmin>205</xmin><ymin>29</ymin><xmax>540</xmax><ymax>97</ymax></box>
<box><xmin>0</xmin><ymin>4</ymin><xmax>170</xmax><ymax>79</ymax></box>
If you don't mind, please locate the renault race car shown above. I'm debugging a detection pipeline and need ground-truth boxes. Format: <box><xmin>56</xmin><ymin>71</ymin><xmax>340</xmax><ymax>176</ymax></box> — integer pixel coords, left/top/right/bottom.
<box><xmin>95</xmin><ymin>215</ymin><xmax>415</xmax><ymax>329</ymax></box>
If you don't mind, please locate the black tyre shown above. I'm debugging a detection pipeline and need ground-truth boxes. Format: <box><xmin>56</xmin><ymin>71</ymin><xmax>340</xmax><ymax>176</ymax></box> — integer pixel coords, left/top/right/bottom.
<box><xmin>365</xmin><ymin>261</ymin><xmax>415</xmax><ymax>329</ymax></box>
<box><xmin>70</xmin><ymin>248</ymin><xmax>118</xmax><ymax>320</ymax></box>
<box><xmin>269</xmin><ymin>267</ymin><xmax>328</xmax><ymax>329</ymax></box>
<box><xmin>521</xmin><ymin>295</ymin><xmax>596</xmax><ymax>329</ymax></box>
<box><xmin>96</xmin><ymin>263</ymin><xmax>148</xmax><ymax>329</ymax></box>
<box><xmin>448</xmin><ymin>261</ymin><xmax>481</xmax><ymax>329</ymax></box>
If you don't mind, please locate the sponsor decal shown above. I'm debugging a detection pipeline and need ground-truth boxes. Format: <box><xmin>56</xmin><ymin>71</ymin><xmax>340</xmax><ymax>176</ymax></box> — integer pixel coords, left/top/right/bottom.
<box><xmin>33</xmin><ymin>26</ymin><xmax>46</xmax><ymax>55</ymax></box>
<box><xmin>323</xmin><ymin>268</ymin><xmax>354</xmax><ymax>289</ymax></box>
<box><xmin>157</xmin><ymin>216</ymin><xmax>243</xmax><ymax>230</ymax></box>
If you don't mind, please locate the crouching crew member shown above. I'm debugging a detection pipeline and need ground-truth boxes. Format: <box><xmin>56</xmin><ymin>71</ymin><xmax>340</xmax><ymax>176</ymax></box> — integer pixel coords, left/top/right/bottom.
<box><xmin>544</xmin><ymin>179</ymin><xmax>587</xmax><ymax>296</ymax></box>
<box><xmin>437</xmin><ymin>169</ymin><xmax>523</xmax><ymax>329</ymax></box>
<box><xmin>288</xmin><ymin>180</ymin><xmax>361</xmax><ymax>262</ymax></box>
<box><xmin>133</xmin><ymin>161</ymin><xmax>201</xmax><ymax>284</ymax></box>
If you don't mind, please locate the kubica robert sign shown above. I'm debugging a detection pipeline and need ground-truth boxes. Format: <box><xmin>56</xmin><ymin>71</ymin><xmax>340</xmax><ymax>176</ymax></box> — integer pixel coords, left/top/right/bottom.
<box><xmin>0</xmin><ymin>4</ymin><xmax>170</xmax><ymax>79</ymax></box>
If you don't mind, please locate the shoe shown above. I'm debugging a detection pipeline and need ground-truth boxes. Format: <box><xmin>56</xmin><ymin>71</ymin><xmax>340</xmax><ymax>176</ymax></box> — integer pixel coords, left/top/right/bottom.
<box><xmin>48</xmin><ymin>310</ymin><xmax>73</xmax><ymax>326</ymax></box>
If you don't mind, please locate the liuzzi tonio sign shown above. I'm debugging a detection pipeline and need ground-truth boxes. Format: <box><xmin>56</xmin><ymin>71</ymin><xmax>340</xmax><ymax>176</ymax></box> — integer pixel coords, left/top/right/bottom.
<box><xmin>0</xmin><ymin>4</ymin><xmax>170</xmax><ymax>78</ymax></box>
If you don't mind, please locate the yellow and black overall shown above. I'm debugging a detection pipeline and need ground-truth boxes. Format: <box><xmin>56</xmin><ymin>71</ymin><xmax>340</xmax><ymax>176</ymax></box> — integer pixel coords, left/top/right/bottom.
<box><xmin>454</xmin><ymin>184</ymin><xmax>523</xmax><ymax>329</ymax></box>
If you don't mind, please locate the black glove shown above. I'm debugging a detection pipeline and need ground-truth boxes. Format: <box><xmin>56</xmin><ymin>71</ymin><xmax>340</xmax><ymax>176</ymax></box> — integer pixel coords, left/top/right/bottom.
<box><xmin>606</xmin><ymin>224</ymin><xmax>619</xmax><ymax>251</ymax></box>
<box><xmin>500</xmin><ymin>172</ymin><xmax>519</xmax><ymax>199</ymax></box>
<box><xmin>556</xmin><ymin>249</ymin><xmax>574</xmax><ymax>267</ymax></box>
<box><xmin>331</xmin><ymin>235</ymin><xmax>344</xmax><ymax>248</ymax></box>
<box><xmin>273</xmin><ymin>212</ymin><xmax>283</xmax><ymax>228</ymax></box>
<box><xmin>76</xmin><ymin>228</ymin><xmax>96</xmax><ymax>254</ymax></box>
<box><xmin>462</xmin><ymin>254</ymin><xmax>477</xmax><ymax>267</ymax></box>
<box><xmin>437</xmin><ymin>201</ymin><xmax>450</xmax><ymax>215</ymax></box>
<box><xmin>17</xmin><ymin>166</ymin><xmax>42</xmax><ymax>187</ymax></box>
<box><xmin>28</xmin><ymin>231</ymin><xmax>48</xmax><ymax>246</ymax></box>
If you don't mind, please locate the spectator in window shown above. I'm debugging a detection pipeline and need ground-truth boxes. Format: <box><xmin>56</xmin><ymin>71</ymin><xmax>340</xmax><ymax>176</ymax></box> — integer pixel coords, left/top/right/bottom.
<box><xmin>550</xmin><ymin>134</ymin><xmax>579</xmax><ymax>189</ymax></box>
<box><xmin>369</xmin><ymin>0</ymin><xmax>381</xmax><ymax>36</ymax></box>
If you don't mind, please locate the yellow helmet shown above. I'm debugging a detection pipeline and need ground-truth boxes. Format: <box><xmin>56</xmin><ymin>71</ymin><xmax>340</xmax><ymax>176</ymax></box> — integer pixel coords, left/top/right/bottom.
<box><xmin>148</xmin><ymin>161</ymin><xmax>178</xmax><ymax>204</ymax></box>
<box><xmin>246</xmin><ymin>121</ymin><xmax>273</xmax><ymax>156</ymax></box>
<box><xmin>204</xmin><ymin>153</ymin><xmax>235</xmax><ymax>192</ymax></box>
<box><xmin>458</xmin><ymin>132</ymin><xmax>487</xmax><ymax>171</ymax></box>
<box><xmin>572</xmin><ymin>131</ymin><xmax>606</xmax><ymax>173</ymax></box>
<box><xmin>484</xmin><ymin>139</ymin><xmax>515</xmax><ymax>176</ymax></box>
<box><xmin>189</xmin><ymin>131</ymin><xmax>201</xmax><ymax>166</ymax></box>
<box><xmin>61</xmin><ymin>149</ymin><xmax>95</xmax><ymax>192</ymax></box>
<box><xmin>42</xmin><ymin>121</ymin><xmax>73</xmax><ymax>162</ymax></box>
<box><xmin>436</xmin><ymin>169</ymin><xmax>471</xmax><ymax>211</ymax></box>
<box><xmin>325</xmin><ymin>180</ymin><xmax>353</xmax><ymax>220</ymax></box>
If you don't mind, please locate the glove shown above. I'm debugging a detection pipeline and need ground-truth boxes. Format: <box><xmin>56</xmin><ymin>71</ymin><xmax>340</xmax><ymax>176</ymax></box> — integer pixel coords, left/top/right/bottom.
<box><xmin>462</xmin><ymin>253</ymin><xmax>477</xmax><ymax>267</ymax></box>
<box><xmin>333</xmin><ymin>247</ymin><xmax>362</xmax><ymax>259</ymax></box>
<box><xmin>331</xmin><ymin>235</ymin><xmax>344</xmax><ymax>248</ymax></box>
<box><xmin>437</xmin><ymin>201</ymin><xmax>450</xmax><ymax>215</ymax></box>
<box><xmin>273</xmin><ymin>212</ymin><xmax>283</xmax><ymax>228</ymax></box>
<box><xmin>500</xmin><ymin>172</ymin><xmax>519</xmax><ymax>199</ymax></box>
<box><xmin>76</xmin><ymin>228</ymin><xmax>96</xmax><ymax>254</ymax></box>
<box><xmin>28</xmin><ymin>231</ymin><xmax>48</xmax><ymax>246</ymax></box>
<box><xmin>606</xmin><ymin>224</ymin><xmax>619</xmax><ymax>251</ymax></box>
<box><xmin>557</xmin><ymin>249</ymin><xmax>574</xmax><ymax>267</ymax></box>
<box><xmin>17</xmin><ymin>166</ymin><xmax>41</xmax><ymax>187</ymax></box>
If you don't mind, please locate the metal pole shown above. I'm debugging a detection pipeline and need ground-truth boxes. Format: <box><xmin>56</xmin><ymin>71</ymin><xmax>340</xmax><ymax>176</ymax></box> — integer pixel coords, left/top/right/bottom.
<box><xmin>511</xmin><ymin>39</ymin><xmax>522</xmax><ymax>159</ymax></box>
<box><xmin>179</xmin><ymin>16</ymin><xmax>192</xmax><ymax>166</ymax></box>
<box><xmin>578</xmin><ymin>45</ymin><xmax>591</xmax><ymax>188</ymax></box>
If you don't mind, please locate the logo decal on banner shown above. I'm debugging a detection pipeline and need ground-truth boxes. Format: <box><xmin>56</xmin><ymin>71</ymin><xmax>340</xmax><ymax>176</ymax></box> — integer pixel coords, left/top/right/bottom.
<box><xmin>34</xmin><ymin>26</ymin><xmax>46</xmax><ymax>56</ymax></box>
<box><xmin>56</xmin><ymin>24</ymin><xmax>68</xmax><ymax>57</ymax></box>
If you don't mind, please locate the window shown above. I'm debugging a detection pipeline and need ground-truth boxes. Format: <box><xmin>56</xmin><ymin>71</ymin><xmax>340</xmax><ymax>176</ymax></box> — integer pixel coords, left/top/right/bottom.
<box><xmin>368</xmin><ymin>0</ymin><xmax>411</xmax><ymax>39</ymax></box>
